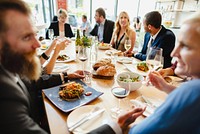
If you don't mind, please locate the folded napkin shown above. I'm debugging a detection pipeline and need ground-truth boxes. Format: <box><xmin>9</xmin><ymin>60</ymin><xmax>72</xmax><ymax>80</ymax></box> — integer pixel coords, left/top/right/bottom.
<box><xmin>130</xmin><ymin>99</ymin><xmax>156</xmax><ymax>117</ymax></box>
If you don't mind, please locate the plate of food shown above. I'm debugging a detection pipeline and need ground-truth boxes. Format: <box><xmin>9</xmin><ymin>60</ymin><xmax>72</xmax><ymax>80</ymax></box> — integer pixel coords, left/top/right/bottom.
<box><xmin>123</xmin><ymin>61</ymin><xmax>150</xmax><ymax>76</ymax></box>
<box><xmin>105</xmin><ymin>49</ymin><xmax>122</xmax><ymax>56</ymax></box>
<box><xmin>117</xmin><ymin>57</ymin><xmax>132</xmax><ymax>64</ymax></box>
<box><xmin>98</xmin><ymin>42</ymin><xmax>111</xmax><ymax>50</ymax></box>
<box><xmin>67</xmin><ymin>105</ymin><xmax>110</xmax><ymax>133</ymax></box>
<box><xmin>42</xmin><ymin>79</ymin><xmax>103</xmax><ymax>113</ymax></box>
<box><xmin>56</xmin><ymin>54</ymin><xmax>74</xmax><ymax>63</ymax></box>
<box><xmin>92</xmin><ymin>58</ymin><xmax>116</xmax><ymax>79</ymax></box>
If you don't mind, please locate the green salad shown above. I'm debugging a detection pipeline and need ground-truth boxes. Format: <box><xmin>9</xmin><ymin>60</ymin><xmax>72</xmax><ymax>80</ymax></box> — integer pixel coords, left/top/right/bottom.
<box><xmin>119</xmin><ymin>76</ymin><xmax>140</xmax><ymax>82</ymax></box>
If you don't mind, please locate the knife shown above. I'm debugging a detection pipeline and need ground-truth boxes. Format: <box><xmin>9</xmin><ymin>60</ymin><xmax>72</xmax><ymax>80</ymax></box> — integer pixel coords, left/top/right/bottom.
<box><xmin>68</xmin><ymin>109</ymin><xmax>105</xmax><ymax>131</ymax></box>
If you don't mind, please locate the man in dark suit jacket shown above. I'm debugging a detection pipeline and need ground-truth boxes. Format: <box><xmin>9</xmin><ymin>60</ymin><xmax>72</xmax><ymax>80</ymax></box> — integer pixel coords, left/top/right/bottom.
<box><xmin>90</xmin><ymin>7</ymin><xmax>115</xmax><ymax>43</ymax></box>
<box><xmin>134</xmin><ymin>11</ymin><xmax>175</xmax><ymax>68</ymax></box>
<box><xmin>0</xmin><ymin>1</ymin><xmax>84</xmax><ymax>133</ymax></box>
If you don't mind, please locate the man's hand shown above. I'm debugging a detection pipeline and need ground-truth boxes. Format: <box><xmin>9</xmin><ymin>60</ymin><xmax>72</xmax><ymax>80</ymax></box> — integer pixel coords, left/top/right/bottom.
<box><xmin>148</xmin><ymin>71</ymin><xmax>175</xmax><ymax>93</ymax></box>
<box><xmin>68</xmin><ymin>70</ymin><xmax>85</xmax><ymax>79</ymax></box>
<box><xmin>118</xmin><ymin>107</ymin><xmax>145</xmax><ymax>131</ymax></box>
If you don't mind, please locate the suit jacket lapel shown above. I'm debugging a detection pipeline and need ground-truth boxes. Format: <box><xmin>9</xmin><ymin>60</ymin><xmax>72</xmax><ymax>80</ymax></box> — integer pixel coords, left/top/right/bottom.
<box><xmin>152</xmin><ymin>26</ymin><xmax>166</xmax><ymax>47</ymax></box>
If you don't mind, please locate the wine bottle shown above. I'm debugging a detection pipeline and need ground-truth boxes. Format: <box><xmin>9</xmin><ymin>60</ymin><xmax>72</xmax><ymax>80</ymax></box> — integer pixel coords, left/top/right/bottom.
<box><xmin>75</xmin><ymin>29</ymin><xmax>81</xmax><ymax>46</ymax></box>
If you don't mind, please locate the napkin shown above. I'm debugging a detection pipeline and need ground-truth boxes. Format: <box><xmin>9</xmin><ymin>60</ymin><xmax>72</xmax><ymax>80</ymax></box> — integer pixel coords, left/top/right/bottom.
<box><xmin>130</xmin><ymin>99</ymin><xmax>156</xmax><ymax>117</ymax></box>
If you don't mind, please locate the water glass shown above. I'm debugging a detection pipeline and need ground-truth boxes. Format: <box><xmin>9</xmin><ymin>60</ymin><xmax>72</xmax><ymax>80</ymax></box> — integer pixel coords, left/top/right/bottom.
<box><xmin>48</xmin><ymin>29</ymin><xmax>54</xmax><ymax>40</ymax></box>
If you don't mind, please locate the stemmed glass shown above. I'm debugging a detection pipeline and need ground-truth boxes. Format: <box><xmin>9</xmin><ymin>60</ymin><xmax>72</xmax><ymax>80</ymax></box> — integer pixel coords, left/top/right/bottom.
<box><xmin>78</xmin><ymin>47</ymin><xmax>88</xmax><ymax>77</ymax></box>
<box><xmin>146</xmin><ymin>47</ymin><xmax>163</xmax><ymax>71</ymax></box>
<box><xmin>48</xmin><ymin>29</ymin><xmax>54</xmax><ymax>40</ymax></box>
<box><xmin>111</xmin><ymin>75</ymin><xmax>131</xmax><ymax>118</ymax></box>
<box><xmin>124</xmin><ymin>39</ymin><xmax>131</xmax><ymax>51</ymax></box>
<box><xmin>145</xmin><ymin>47</ymin><xmax>163</xmax><ymax>83</ymax></box>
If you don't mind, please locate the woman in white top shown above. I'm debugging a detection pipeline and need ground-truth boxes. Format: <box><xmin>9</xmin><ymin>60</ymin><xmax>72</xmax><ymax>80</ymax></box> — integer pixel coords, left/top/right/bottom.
<box><xmin>110</xmin><ymin>11</ymin><xmax>136</xmax><ymax>53</ymax></box>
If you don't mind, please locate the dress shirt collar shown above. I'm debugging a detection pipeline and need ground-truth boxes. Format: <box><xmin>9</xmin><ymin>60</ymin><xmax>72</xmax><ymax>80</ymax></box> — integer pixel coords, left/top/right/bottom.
<box><xmin>99</xmin><ymin>19</ymin><xmax>105</xmax><ymax>26</ymax></box>
<box><xmin>151</xmin><ymin>26</ymin><xmax>162</xmax><ymax>40</ymax></box>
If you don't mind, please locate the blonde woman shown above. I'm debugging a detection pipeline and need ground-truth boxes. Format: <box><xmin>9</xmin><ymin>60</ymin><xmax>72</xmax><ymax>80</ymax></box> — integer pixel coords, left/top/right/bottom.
<box><xmin>46</xmin><ymin>9</ymin><xmax>74</xmax><ymax>39</ymax></box>
<box><xmin>110</xmin><ymin>11</ymin><xmax>136</xmax><ymax>53</ymax></box>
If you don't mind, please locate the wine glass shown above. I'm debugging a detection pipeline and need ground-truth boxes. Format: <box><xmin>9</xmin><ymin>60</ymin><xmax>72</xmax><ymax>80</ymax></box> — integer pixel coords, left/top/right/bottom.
<box><xmin>146</xmin><ymin>47</ymin><xmax>163</xmax><ymax>71</ymax></box>
<box><xmin>78</xmin><ymin>47</ymin><xmax>88</xmax><ymax>77</ymax></box>
<box><xmin>145</xmin><ymin>47</ymin><xmax>163</xmax><ymax>84</ymax></box>
<box><xmin>48</xmin><ymin>29</ymin><xmax>54</xmax><ymax>40</ymax></box>
<box><xmin>124</xmin><ymin>39</ymin><xmax>131</xmax><ymax>51</ymax></box>
<box><xmin>111</xmin><ymin>75</ymin><xmax>131</xmax><ymax>118</ymax></box>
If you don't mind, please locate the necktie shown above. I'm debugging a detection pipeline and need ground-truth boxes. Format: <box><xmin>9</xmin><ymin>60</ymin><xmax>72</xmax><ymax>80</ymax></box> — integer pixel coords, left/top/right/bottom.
<box><xmin>147</xmin><ymin>37</ymin><xmax>154</xmax><ymax>54</ymax></box>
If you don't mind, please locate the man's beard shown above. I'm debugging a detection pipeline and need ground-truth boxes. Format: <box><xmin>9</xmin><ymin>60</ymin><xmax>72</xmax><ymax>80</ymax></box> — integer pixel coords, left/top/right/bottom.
<box><xmin>1</xmin><ymin>42</ymin><xmax>41</xmax><ymax>81</ymax></box>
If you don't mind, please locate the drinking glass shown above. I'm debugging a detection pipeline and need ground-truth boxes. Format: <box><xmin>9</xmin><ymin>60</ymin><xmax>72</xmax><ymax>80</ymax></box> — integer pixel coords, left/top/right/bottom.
<box><xmin>124</xmin><ymin>39</ymin><xmax>131</xmax><ymax>51</ymax></box>
<box><xmin>78</xmin><ymin>47</ymin><xmax>88</xmax><ymax>77</ymax></box>
<box><xmin>111</xmin><ymin>75</ymin><xmax>131</xmax><ymax>118</ymax></box>
<box><xmin>145</xmin><ymin>47</ymin><xmax>163</xmax><ymax>84</ymax></box>
<box><xmin>146</xmin><ymin>47</ymin><xmax>163</xmax><ymax>71</ymax></box>
<box><xmin>48</xmin><ymin>29</ymin><xmax>54</xmax><ymax>40</ymax></box>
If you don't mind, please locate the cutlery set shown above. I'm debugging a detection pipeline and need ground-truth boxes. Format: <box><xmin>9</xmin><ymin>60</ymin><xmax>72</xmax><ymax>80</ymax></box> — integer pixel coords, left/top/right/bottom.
<box><xmin>68</xmin><ymin>107</ymin><xmax>105</xmax><ymax>131</ymax></box>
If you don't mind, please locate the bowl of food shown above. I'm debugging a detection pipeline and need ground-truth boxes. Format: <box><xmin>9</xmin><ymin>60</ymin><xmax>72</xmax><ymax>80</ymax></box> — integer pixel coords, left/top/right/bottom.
<box><xmin>117</xmin><ymin>72</ymin><xmax>144</xmax><ymax>91</ymax></box>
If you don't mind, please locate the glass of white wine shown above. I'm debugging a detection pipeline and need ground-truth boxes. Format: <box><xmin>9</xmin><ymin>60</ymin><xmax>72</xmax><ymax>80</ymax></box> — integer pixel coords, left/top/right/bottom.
<box><xmin>146</xmin><ymin>47</ymin><xmax>163</xmax><ymax>71</ymax></box>
<box><xmin>124</xmin><ymin>39</ymin><xmax>131</xmax><ymax>51</ymax></box>
<box><xmin>145</xmin><ymin>47</ymin><xmax>163</xmax><ymax>85</ymax></box>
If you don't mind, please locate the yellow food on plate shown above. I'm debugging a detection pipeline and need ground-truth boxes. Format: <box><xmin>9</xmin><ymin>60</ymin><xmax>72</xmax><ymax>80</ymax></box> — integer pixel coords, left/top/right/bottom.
<box><xmin>57</xmin><ymin>54</ymin><xmax>70</xmax><ymax>61</ymax></box>
<box><xmin>59</xmin><ymin>81</ymin><xmax>85</xmax><ymax>100</ymax></box>
<box><xmin>41</xmin><ymin>44</ymin><xmax>48</xmax><ymax>50</ymax></box>
<box><xmin>98</xmin><ymin>43</ymin><xmax>111</xmax><ymax>49</ymax></box>
<box><xmin>137</xmin><ymin>62</ymin><xmax>149</xmax><ymax>72</ymax></box>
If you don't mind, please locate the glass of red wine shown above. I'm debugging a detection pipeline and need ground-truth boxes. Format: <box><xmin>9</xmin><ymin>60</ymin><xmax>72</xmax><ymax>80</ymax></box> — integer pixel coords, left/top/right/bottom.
<box><xmin>78</xmin><ymin>46</ymin><xmax>88</xmax><ymax>77</ymax></box>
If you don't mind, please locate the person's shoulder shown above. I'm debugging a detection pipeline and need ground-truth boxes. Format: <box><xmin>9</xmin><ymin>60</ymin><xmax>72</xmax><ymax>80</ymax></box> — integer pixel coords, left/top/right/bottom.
<box><xmin>106</xmin><ymin>19</ymin><xmax>114</xmax><ymax>24</ymax></box>
<box><xmin>161</xmin><ymin>26</ymin><xmax>175</xmax><ymax>36</ymax></box>
<box><xmin>175</xmin><ymin>79</ymin><xmax>200</xmax><ymax>94</ymax></box>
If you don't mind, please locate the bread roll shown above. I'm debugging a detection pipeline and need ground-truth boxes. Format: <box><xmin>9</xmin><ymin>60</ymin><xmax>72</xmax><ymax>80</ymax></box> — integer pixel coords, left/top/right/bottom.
<box><xmin>96</xmin><ymin>65</ymin><xmax>116</xmax><ymax>76</ymax></box>
<box><xmin>93</xmin><ymin>58</ymin><xmax>113</xmax><ymax>70</ymax></box>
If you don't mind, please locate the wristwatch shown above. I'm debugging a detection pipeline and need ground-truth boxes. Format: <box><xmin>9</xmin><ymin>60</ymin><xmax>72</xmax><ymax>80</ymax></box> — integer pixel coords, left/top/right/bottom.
<box><xmin>62</xmin><ymin>72</ymin><xmax>68</xmax><ymax>83</ymax></box>
<box><xmin>41</xmin><ymin>53</ymin><xmax>50</xmax><ymax>60</ymax></box>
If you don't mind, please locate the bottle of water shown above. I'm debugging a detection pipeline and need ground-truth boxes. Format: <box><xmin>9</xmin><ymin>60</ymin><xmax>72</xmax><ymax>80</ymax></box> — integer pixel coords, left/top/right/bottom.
<box><xmin>90</xmin><ymin>36</ymin><xmax>98</xmax><ymax>64</ymax></box>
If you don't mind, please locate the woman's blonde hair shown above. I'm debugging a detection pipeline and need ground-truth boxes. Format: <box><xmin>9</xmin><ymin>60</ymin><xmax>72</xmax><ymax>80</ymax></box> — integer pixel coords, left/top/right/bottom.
<box><xmin>114</xmin><ymin>11</ymin><xmax>131</xmax><ymax>37</ymax></box>
<box><xmin>58</xmin><ymin>8</ymin><xmax>68</xmax><ymax>18</ymax></box>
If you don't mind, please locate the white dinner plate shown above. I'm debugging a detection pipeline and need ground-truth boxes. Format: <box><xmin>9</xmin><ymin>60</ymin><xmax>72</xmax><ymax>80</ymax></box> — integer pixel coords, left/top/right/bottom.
<box><xmin>117</xmin><ymin>57</ymin><xmax>132</xmax><ymax>64</ymax></box>
<box><xmin>56</xmin><ymin>55</ymin><xmax>75</xmax><ymax>63</ymax></box>
<box><xmin>123</xmin><ymin>63</ymin><xmax>149</xmax><ymax>76</ymax></box>
<box><xmin>52</xmin><ymin>63</ymin><xmax>69</xmax><ymax>73</ymax></box>
<box><xmin>105</xmin><ymin>49</ymin><xmax>121</xmax><ymax>55</ymax></box>
<box><xmin>98</xmin><ymin>43</ymin><xmax>111</xmax><ymax>50</ymax></box>
<box><xmin>67</xmin><ymin>105</ymin><xmax>109</xmax><ymax>134</ymax></box>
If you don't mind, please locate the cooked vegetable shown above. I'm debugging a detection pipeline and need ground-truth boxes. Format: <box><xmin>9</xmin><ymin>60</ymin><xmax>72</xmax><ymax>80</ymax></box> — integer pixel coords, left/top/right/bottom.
<box><xmin>119</xmin><ymin>76</ymin><xmax>140</xmax><ymax>82</ymax></box>
<box><xmin>59</xmin><ymin>81</ymin><xmax>85</xmax><ymax>100</ymax></box>
<box><xmin>57</xmin><ymin>54</ymin><xmax>70</xmax><ymax>61</ymax></box>
<box><xmin>137</xmin><ymin>62</ymin><xmax>149</xmax><ymax>72</ymax></box>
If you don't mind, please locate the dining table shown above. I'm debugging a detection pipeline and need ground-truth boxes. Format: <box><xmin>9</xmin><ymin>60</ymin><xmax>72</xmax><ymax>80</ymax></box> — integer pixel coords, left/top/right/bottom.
<box><xmin>42</xmin><ymin>41</ymin><xmax>180</xmax><ymax>134</ymax></box>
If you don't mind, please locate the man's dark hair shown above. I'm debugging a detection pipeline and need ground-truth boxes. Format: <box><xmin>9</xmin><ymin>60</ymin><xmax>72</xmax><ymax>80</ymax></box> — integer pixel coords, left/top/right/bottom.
<box><xmin>145</xmin><ymin>11</ymin><xmax>162</xmax><ymax>29</ymax></box>
<box><xmin>0</xmin><ymin>0</ymin><xmax>30</xmax><ymax>33</ymax></box>
<box><xmin>82</xmin><ymin>15</ymin><xmax>87</xmax><ymax>20</ymax></box>
<box><xmin>96</xmin><ymin>8</ymin><xmax>106</xmax><ymax>18</ymax></box>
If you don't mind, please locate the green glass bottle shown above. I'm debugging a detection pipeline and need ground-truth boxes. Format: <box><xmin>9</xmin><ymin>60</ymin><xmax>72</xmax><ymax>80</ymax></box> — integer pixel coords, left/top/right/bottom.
<box><xmin>75</xmin><ymin>29</ymin><xmax>81</xmax><ymax>46</ymax></box>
